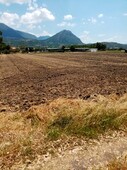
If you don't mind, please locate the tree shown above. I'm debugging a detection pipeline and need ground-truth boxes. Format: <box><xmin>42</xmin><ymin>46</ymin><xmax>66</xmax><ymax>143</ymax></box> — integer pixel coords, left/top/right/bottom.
<box><xmin>0</xmin><ymin>30</ymin><xmax>10</xmax><ymax>54</ymax></box>
<box><xmin>70</xmin><ymin>45</ymin><xmax>75</xmax><ymax>52</ymax></box>
<box><xmin>61</xmin><ymin>45</ymin><xmax>65</xmax><ymax>52</ymax></box>
<box><xmin>0</xmin><ymin>31</ymin><xmax>3</xmax><ymax>44</ymax></box>
<box><xmin>95</xmin><ymin>42</ymin><xmax>106</xmax><ymax>51</ymax></box>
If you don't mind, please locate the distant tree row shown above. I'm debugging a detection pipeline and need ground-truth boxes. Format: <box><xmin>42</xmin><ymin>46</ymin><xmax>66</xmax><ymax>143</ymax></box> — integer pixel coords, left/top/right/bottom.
<box><xmin>0</xmin><ymin>31</ymin><xmax>10</xmax><ymax>54</ymax></box>
<box><xmin>69</xmin><ymin>42</ymin><xmax>107</xmax><ymax>51</ymax></box>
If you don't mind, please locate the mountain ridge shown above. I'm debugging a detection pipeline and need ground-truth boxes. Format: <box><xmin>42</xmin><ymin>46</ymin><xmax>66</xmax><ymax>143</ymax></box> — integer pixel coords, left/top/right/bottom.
<box><xmin>0</xmin><ymin>23</ymin><xmax>127</xmax><ymax>49</ymax></box>
<box><xmin>41</xmin><ymin>29</ymin><xmax>83</xmax><ymax>46</ymax></box>
<box><xmin>0</xmin><ymin>23</ymin><xmax>23</xmax><ymax>39</ymax></box>
<box><xmin>0</xmin><ymin>23</ymin><xmax>49</xmax><ymax>40</ymax></box>
<box><xmin>0</xmin><ymin>23</ymin><xmax>83</xmax><ymax>47</ymax></box>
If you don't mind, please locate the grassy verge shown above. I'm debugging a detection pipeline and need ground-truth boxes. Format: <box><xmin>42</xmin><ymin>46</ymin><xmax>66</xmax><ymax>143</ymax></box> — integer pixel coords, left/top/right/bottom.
<box><xmin>47</xmin><ymin>94</ymin><xmax>127</xmax><ymax>140</ymax></box>
<box><xmin>106</xmin><ymin>155</ymin><xmax>127</xmax><ymax>170</ymax></box>
<box><xmin>0</xmin><ymin>94</ymin><xmax>127</xmax><ymax>168</ymax></box>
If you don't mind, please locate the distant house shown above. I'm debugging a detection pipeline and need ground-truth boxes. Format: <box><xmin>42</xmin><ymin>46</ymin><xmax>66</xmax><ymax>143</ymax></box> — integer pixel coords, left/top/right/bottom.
<box><xmin>45</xmin><ymin>47</ymin><xmax>98</xmax><ymax>53</ymax></box>
<box><xmin>75</xmin><ymin>48</ymin><xmax>90</xmax><ymax>52</ymax></box>
<box><xmin>11</xmin><ymin>47</ymin><xmax>17</xmax><ymax>50</ymax></box>
<box><xmin>10</xmin><ymin>46</ymin><xmax>19</xmax><ymax>53</ymax></box>
<box><xmin>74</xmin><ymin>48</ymin><xmax>98</xmax><ymax>52</ymax></box>
<box><xmin>47</xmin><ymin>48</ymin><xmax>64</xmax><ymax>52</ymax></box>
<box><xmin>89</xmin><ymin>48</ymin><xmax>98</xmax><ymax>52</ymax></box>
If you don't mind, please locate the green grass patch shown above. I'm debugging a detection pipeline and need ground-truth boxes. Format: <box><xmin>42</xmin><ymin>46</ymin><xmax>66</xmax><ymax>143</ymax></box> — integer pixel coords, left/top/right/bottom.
<box><xmin>47</xmin><ymin>103</ymin><xmax>127</xmax><ymax>140</ymax></box>
<box><xmin>47</xmin><ymin>128</ymin><xmax>61</xmax><ymax>140</ymax></box>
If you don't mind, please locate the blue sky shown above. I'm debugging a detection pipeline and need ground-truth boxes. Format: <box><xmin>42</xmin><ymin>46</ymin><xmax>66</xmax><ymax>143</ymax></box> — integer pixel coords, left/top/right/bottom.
<box><xmin>0</xmin><ymin>0</ymin><xmax>127</xmax><ymax>43</ymax></box>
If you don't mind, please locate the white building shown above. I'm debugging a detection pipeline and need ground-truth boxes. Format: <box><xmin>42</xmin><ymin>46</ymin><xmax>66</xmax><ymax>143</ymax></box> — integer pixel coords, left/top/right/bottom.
<box><xmin>89</xmin><ymin>48</ymin><xmax>98</xmax><ymax>52</ymax></box>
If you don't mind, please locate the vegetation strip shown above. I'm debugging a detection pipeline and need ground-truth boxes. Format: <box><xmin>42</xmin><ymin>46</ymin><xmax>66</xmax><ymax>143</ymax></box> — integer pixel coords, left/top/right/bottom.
<box><xmin>0</xmin><ymin>94</ymin><xmax>127</xmax><ymax>169</ymax></box>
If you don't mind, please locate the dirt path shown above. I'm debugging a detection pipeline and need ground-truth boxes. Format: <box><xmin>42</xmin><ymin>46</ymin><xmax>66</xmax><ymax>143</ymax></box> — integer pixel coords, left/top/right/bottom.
<box><xmin>11</xmin><ymin>132</ymin><xmax>127</xmax><ymax>170</ymax></box>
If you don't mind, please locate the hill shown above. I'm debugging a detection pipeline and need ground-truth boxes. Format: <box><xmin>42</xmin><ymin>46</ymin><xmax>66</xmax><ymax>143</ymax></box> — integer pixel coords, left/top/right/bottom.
<box><xmin>37</xmin><ymin>36</ymin><xmax>50</xmax><ymax>40</ymax></box>
<box><xmin>0</xmin><ymin>23</ymin><xmax>83</xmax><ymax>47</ymax></box>
<box><xmin>0</xmin><ymin>23</ymin><xmax>48</xmax><ymax>40</ymax></box>
<box><xmin>42</xmin><ymin>30</ymin><xmax>83</xmax><ymax>47</ymax></box>
<box><xmin>103</xmin><ymin>42</ymin><xmax>127</xmax><ymax>49</ymax></box>
<box><xmin>0</xmin><ymin>23</ymin><xmax>39</xmax><ymax>40</ymax></box>
<box><xmin>0</xmin><ymin>23</ymin><xmax>23</xmax><ymax>39</ymax></box>
<box><xmin>16</xmin><ymin>30</ymin><xmax>37</xmax><ymax>39</ymax></box>
<box><xmin>1</xmin><ymin>23</ymin><xmax>127</xmax><ymax>48</ymax></box>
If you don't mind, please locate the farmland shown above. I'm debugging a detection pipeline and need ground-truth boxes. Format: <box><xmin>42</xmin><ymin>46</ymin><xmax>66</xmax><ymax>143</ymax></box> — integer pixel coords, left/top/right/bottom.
<box><xmin>0</xmin><ymin>52</ymin><xmax>127</xmax><ymax>111</ymax></box>
<box><xmin>0</xmin><ymin>51</ymin><xmax>127</xmax><ymax>169</ymax></box>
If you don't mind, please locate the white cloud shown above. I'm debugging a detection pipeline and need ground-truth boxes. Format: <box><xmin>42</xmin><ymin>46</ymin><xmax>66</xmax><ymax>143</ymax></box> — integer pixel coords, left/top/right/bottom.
<box><xmin>88</xmin><ymin>17</ymin><xmax>97</xmax><ymax>24</ymax></box>
<box><xmin>0</xmin><ymin>0</ymin><xmax>45</xmax><ymax>11</ymax></box>
<box><xmin>0</xmin><ymin>12</ymin><xmax>19</xmax><ymax>27</ymax></box>
<box><xmin>27</xmin><ymin>0</ymin><xmax>38</xmax><ymax>11</ymax></box>
<box><xmin>0</xmin><ymin>6</ymin><xmax>55</xmax><ymax>30</ymax></box>
<box><xmin>80</xmin><ymin>31</ymin><xmax>91</xmax><ymax>43</ymax></box>
<box><xmin>21</xmin><ymin>8</ymin><xmax>55</xmax><ymax>27</ymax></box>
<box><xmin>123</xmin><ymin>13</ymin><xmax>127</xmax><ymax>16</ymax></box>
<box><xmin>64</xmin><ymin>15</ymin><xmax>73</xmax><ymax>21</ymax></box>
<box><xmin>57</xmin><ymin>21</ymin><xmax>75</xmax><ymax>27</ymax></box>
<box><xmin>58</xmin><ymin>14</ymin><xmax>74</xmax><ymax>28</ymax></box>
<box><xmin>41</xmin><ymin>30</ymin><xmax>51</xmax><ymax>36</ymax></box>
<box><xmin>98</xmin><ymin>14</ymin><xmax>104</xmax><ymax>18</ymax></box>
<box><xmin>103</xmin><ymin>35</ymin><xmax>119</xmax><ymax>42</ymax></box>
<box><xmin>0</xmin><ymin>0</ymin><xmax>29</xmax><ymax>5</ymax></box>
<box><xmin>37</xmin><ymin>30</ymin><xmax>52</xmax><ymax>37</ymax></box>
<box><xmin>83</xmin><ymin>31</ymin><xmax>90</xmax><ymax>35</ymax></box>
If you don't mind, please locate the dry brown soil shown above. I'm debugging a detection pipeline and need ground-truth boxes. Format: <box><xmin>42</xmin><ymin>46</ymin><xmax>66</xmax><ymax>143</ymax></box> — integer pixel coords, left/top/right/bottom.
<box><xmin>0</xmin><ymin>52</ymin><xmax>127</xmax><ymax>111</ymax></box>
<box><xmin>0</xmin><ymin>52</ymin><xmax>127</xmax><ymax>170</ymax></box>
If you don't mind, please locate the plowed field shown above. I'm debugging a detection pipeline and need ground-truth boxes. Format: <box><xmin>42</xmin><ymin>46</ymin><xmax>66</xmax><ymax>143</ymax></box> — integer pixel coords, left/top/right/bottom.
<box><xmin>0</xmin><ymin>52</ymin><xmax>127</xmax><ymax>110</ymax></box>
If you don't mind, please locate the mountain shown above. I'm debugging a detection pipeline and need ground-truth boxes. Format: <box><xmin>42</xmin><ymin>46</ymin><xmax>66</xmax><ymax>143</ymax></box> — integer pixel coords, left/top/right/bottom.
<box><xmin>103</xmin><ymin>42</ymin><xmax>127</xmax><ymax>49</ymax></box>
<box><xmin>16</xmin><ymin>30</ymin><xmax>37</xmax><ymax>39</ymax></box>
<box><xmin>1</xmin><ymin>23</ymin><xmax>127</xmax><ymax>49</ymax></box>
<box><xmin>42</xmin><ymin>30</ymin><xmax>83</xmax><ymax>46</ymax></box>
<box><xmin>0</xmin><ymin>23</ymin><xmax>38</xmax><ymax>40</ymax></box>
<box><xmin>0</xmin><ymin>23</ymin><xmax>83</xmax><ymax>47</ymax></box>
<box><xmin>0</xmin><ymin>23</ymin><xmax>23</xmax><ymax>39</ymax></box>
<box><xmin>37</xmin><ymin>36</ymin><xmax>50</xmax><ymax>40</ymax></box>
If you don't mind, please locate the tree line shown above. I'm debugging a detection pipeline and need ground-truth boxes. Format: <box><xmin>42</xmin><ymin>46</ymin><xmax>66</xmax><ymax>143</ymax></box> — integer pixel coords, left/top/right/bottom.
<box><xmin>0</xmin><ymin>31</ymin><xmax>10</xmax><ymax>54</ymax></box>
<box><xmin>69</xmin><ymin>42</ymin><xmax>107</xmax><ymax>51</ymax></box>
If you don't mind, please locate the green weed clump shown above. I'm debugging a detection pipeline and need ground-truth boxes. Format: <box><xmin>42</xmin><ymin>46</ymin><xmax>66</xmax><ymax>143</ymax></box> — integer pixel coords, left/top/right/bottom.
<box><xmin>47</xmin><ymin>108</ymin><xmax>121</xmax><ymax>139</ymax></box>
<box><xmin>47</xmin><ymin>128</ymin><xmax>61</xmax><ymax>140</ymax></box>
<box><xmin>47</xmin><ymin>95</ymin><xmax>127</xmax><ymax>139</ymax></box>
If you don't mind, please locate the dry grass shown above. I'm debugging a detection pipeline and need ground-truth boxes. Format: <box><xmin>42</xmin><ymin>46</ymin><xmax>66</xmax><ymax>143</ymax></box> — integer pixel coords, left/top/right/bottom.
<box><xmin>47</xmin><ymin>94</ymin><xmax>127</xmax><ymax>139</ymax></box>
<box><xmin>0</xmin><ymin>93</ymin><xmax>127</xmax><ymax>169</ymax></box>
<box><xmin>107</xmin><ymin>155</ymin><xmax>127</xmax><ymax>170</ymax></box>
